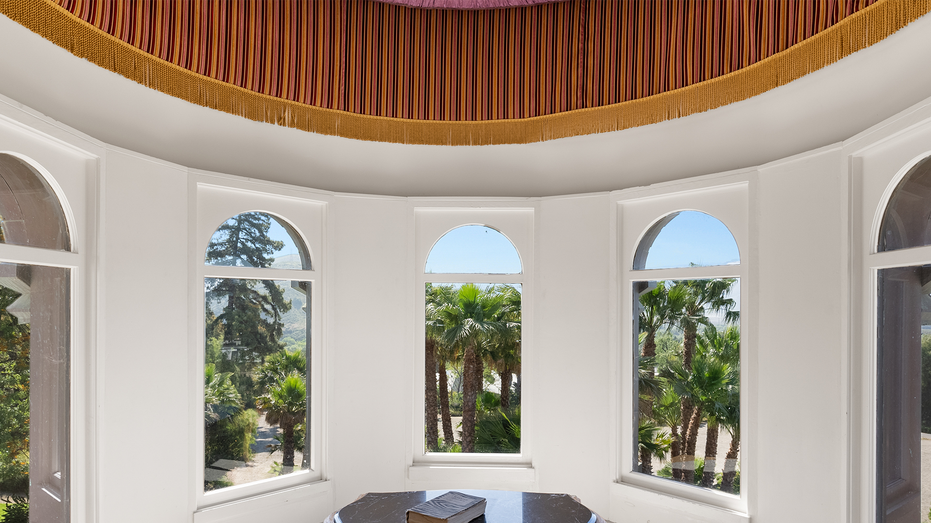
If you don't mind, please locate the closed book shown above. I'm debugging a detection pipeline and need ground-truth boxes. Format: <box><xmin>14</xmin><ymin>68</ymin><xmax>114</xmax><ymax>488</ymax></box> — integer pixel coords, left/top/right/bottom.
<box><xmin>406</xmin><ymin>491</ymin><xmax>487</xmax><ymax>523</ymax></box>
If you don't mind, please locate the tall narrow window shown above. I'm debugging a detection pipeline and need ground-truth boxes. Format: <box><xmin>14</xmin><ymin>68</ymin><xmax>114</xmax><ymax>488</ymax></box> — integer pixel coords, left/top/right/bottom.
<box><xmin>203</xmin><ymin>212</ymin><xmax>314</xmax><ymax>493</ymax></box>
<box><xmin>423</xmin><ymin>225</ymin><xmax>523</xmax><ymax>455</ymax></box>
<box><xmin>0</xmin><ymin>153</ymin><xmax>72</xmax><ymax>523</ymax></box>
<box><xmin>632</xmin><ymin>211</ymin><xmax>742</xmax><ymax>495</ymax></box>
<box><xmin>875</xmin><ymin>155</ymin><xmax>931</xmax><ymax>521</ymax></box>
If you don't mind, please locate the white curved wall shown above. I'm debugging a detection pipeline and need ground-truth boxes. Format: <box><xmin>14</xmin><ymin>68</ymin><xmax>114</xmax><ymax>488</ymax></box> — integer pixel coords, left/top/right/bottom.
<box><xmin>2</xmin><ymin>16</ymin><xmax>931</xmax><ymax>523</ymax></box>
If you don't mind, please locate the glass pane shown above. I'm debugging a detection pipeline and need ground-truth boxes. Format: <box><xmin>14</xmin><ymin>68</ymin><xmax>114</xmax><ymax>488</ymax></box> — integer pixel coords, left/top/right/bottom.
<box><xmin>424</xmin><ymin>283</ymin><xmax>521</xmax><ymax>454</ymax></box>
<box><xmin>633</xmin><ymin>278</ymin><xmax>740</xmax><ymax>495</ymax></box>
<box><xmin>206</xmin><ymin>212</ymin><xmax>311</xmax><ymax>270</ymax></box>
<box><xmin>0</xmin><ymin>263</ymin><xmax>70</xmax><ymax>523</ymax></box>
<box><xmin>633</xmin><ymin>211</ymin><xmax>739</xmax><ymax>270</ymax></box>
<box><xmin>0</xmin><ymin>154</ymin><xmax>71</xmax><ymax>252</ymax></box>
<box><xmin>876</xmin><ymin>265</ymin><xmax>930</xmax><ymax>521</ymax></box>
<box><xmin>204</xmin><ymin>278</ymin><xmax>310</xmax><ymax>491</ymax></box>
<box><xmin>425</xmin><ymin>225</ymin><xmax>521</xmax><ymax>274</ymax></box>
<box><xmin>879</xmin><ymin>156</ymin><xmax>931</xmax><ymax>252</ymax></box>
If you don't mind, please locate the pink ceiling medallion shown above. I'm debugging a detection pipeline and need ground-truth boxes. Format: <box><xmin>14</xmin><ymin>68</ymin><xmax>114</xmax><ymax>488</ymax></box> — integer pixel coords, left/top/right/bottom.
<box><xmin>373</xmin><ymin>0</ymin><xmax>564</xmax><ymax>9</ymax></box>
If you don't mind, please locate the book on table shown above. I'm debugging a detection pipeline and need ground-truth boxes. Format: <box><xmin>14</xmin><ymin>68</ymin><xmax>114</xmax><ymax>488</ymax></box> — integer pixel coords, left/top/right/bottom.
<box><xmin>406</xmin><ymin>491</ymin><xmax>487</xmax><ymax>523</ymax></box>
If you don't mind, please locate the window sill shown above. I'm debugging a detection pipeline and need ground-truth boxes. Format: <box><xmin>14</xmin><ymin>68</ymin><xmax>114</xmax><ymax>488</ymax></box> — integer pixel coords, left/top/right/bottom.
<box><xmin>194</xmin><ymin>480</ymin><xmax>332</xmax><ymax>523</ymax></box>
<box><xmin>407</xmin><ymin>465</ymin><xmax>536</xmax><ymax>490</ymax></box>
<box><xmin>609</xmin><ymin>482</ymin><xmax>749</xmax><ymax>523</ymax></box>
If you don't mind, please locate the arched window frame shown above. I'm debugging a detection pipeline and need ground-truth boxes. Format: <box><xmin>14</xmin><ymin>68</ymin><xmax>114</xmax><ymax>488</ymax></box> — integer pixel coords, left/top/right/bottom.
<box><xmin>410</xmin><ymin>204</ymin><xmax>535</xmax><ymax>482</ymax></box>
<box><xmin>194</xmin><ymin>176</ymin><xmax>328</xmax><ymax>512</ymax></box>
<box><xmin>0</xmin><ymin>147</ymin><xmax>93</xmax><ymax>523</ymax></box>
<box><xmin>859</xmin><ymin>148</ymin><xmax>931</xmax><ymax>523</ymax></box>
<box><xmin>613</xmin><ymin>178</ymin><xmax>751</xmax><ymax>517</ymax></box>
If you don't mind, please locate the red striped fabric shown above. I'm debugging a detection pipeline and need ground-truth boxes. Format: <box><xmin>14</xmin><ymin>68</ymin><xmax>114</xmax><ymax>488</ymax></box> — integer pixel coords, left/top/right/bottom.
<box><xmin>54</xmin><ymin>0</ymin><xmax>878</xmax><ymax>122</ymax></box>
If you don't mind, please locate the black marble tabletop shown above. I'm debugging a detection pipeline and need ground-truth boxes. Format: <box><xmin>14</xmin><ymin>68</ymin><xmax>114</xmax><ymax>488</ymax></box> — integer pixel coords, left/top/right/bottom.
<box><xmin>334</xmin><ymin>489</ymin><xmax>596</xmax><ymax>523</ymax></box>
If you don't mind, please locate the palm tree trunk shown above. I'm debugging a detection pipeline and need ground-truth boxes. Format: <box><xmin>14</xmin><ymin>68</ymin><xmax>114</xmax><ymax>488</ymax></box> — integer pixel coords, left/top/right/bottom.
<box><xmin>676</xmin><ymin>400</ymin><xmax>693</xmax><ymax>482</ymax></box>
<box><xmin>438</xmin><ymin>358</ymin><xmax>454</xmax><ymax>446</ymax></box>
<box><xmin>282</xmin><ymin>421</ymin><xmax>296</xmax><ymax>467</ymax></box>
<box><xmin>515</xmin><ymin>373</ymin><xmax>521</xmax><ymax>403</ymax></box>
<box><xmin>721</xmin><ymin>434</ymin><xmax>740</xmax><ymax>493</ymax></box>
<box><xmin>640</xmin><ymin>332</ymin><xmax>657</xmax><ymax>475</ymax></box>
<box><xmin>670</xmin><ymin>424</ymin><xmax>682</xmax><ymax>481</ymax></box>
<box><xmin>461</xmin><ymin>343</ymin><xmax>480</xmax><ymax>452</ymax></box>
<box><xmin>683</xmin><ymin>322</ymin><xmax>697</xmax><ymax>369</ymax></box>
<box><xmin>499</xmin><ymin>368</ymin><xmax>512</xmax><ymax>409</ymax></box>
<box><xmin>701</xmin><ymin>420</ymin><xmax>719</xmax><ymax>487</ymax></box>
<box><xmin>424</xmin><ymin>339</ymin><xmax>439</xmax><ymax>451</ymax></box>
<box><xmin>683</xmin><ymin>405</ymin><xmax>702</xmax><ymax>484</ymax></box>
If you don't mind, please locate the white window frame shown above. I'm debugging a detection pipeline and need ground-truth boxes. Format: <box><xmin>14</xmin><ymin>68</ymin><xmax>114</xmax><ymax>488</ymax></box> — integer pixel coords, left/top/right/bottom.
<box><xmin>0</xmin><ymin>143</ymin><xmax>95</xmax><ymax>523</ymax></box>
<box><xmin>409</xmin><ymin>202</ymin><xmax>535</xmax><ymax>479</ymax></box>
<box><xmin>193</xmin><ymin>173</ymin><xmax>328</xmax><ymax>511</ymax></box>
<box><xmin>612</xmin><ymin>175</ymin><xmax>752</xmax><ymax>516</ymax></box>
<box><xmin>853</xmin><ymin>144</ymin><xmax>931</xmax><ymax>523</ymax></box>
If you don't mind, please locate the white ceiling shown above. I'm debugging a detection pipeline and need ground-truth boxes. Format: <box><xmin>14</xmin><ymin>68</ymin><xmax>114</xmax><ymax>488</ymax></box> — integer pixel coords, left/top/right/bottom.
<box><xmin>1</xmin><ymin>12</ymin><xmax>930</xmax><ymax>198</ymax></box>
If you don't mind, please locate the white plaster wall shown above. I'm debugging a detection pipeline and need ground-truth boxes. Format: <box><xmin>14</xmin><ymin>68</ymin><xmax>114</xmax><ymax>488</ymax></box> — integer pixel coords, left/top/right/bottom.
<box><xmin>97</xmin><ymin>149</ymin><xmax>191</xmax><ymax>523</ymax></box>
<box><xmin>754</xmin><ymin>147</ymin><xmax>847</xmax><ymax>523</ymax></box>
<box><xmin>534</xmin><ymin>195</ymin><xmax>612</xmax><ymax>516</ymax></box>
<box><xmin>7</xmin><ymin>75</ymin><xmax>931</xmax><ymax>523</ymax></box>
<box><xmin>329</xmin><ymin>195</ymin><xmax>411</xmax><ymax>509</ymax></box>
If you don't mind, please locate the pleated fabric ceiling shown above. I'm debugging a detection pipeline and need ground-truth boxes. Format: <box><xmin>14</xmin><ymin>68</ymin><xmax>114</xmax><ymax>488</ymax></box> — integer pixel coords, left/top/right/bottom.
<box><xmin>2</xmin><ymin>0</ymin><xmax>929</xmax><ymax>145</ymax></box>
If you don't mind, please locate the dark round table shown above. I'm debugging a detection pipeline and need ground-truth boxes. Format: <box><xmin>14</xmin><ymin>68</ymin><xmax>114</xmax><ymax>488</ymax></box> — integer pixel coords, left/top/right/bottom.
<box><xmin>333</xmin><ymin>489</ymin><xmax>598</xmax><ymax>523</ymax></box>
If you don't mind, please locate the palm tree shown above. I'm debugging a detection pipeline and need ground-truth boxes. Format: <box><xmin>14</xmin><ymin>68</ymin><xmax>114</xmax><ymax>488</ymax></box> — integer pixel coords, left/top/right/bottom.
<box><xmin>426</xmin><ymin>284</ymin><xmax>458</xmax><ymax>449</ymax></box>
<box><xmin>669</xmin><ymin>279</ymin><xmax>736</xmax><ymax>483</ymax></box>
<box><xmin>695</xmin><ymin>324</ymin><xmax>740</xmax><ymax>487</ymax></box>
<box><xmin>256</xmin><ymin>348</ymin><xmax>306</xmax><ymax>390</ymax></box>
<box><xmin>651</xmin><ymin>388</ymin><xmax>682</xmax><ymax>477</ymax></box>
<box><xmin>204</xmin><ymin>363</ymin><xmax>242</xmax><ymax>425</ymax></box>
<box><xmin>485</xmin><ymin>285</ymin><xmax>521</xmax><ymax>409</ymax></box>
<box><xmin>204</xmin><ymin>363</ymin><xmax>243</xmax><ymax>453</ymax></box>
<box><xmin>436</xmin><ymin>284</ymin><xmax>506</xmax><ymax>452</ymax></box>
<box><xmin>256</xmin><ymin>374</ymin><xmax>306</xmax><ymax>467</ymax></box>
<box><xmin>636</xmin><ymin>282</ymin><xmax>686</xmax><ymax>474</ymax></box>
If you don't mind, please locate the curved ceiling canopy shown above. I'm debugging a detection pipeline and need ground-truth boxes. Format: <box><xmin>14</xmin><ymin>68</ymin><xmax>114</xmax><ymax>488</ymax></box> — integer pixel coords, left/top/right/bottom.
<box><xmin>3</xmin><ymin>0</ymin><xmax>928</xmax><ymax>146</ymax></box>
<box><xmin>376</xmin><ymin>0</ymin><xmax>562</xmax><ymax>8</ymax></box>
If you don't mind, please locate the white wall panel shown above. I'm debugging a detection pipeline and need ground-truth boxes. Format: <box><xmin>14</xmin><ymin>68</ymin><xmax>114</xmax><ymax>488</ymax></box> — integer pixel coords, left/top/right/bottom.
<box><xmin>754</xmin><ymin>148</ymin><xmax>846</xmax><ymax>523</ymax></box>
<box><xmin>98</xmin><ymin>150</ymin><xmax>190</xmax><ymax>523</ymax></box>
<box><xmin>535</xmin><ymin>195</ymin><xmax>611</xmax><ymax>516</ymax></box>
<box><xmin>329</xmin><ymin>195</ymin><xmax>410</xmax><ymax>509</ymax></box>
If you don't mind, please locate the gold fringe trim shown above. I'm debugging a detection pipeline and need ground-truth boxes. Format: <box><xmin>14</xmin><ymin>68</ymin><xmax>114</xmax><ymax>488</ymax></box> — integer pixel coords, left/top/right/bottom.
<box><xmin>2</xmin><ymin>0</ymin><xmax>929</xmax><ymax>146</ymax></box>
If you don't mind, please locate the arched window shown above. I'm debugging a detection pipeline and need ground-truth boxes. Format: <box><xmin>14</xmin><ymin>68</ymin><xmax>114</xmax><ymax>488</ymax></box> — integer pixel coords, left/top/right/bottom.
<box><xmin>201</xmin><ymin>211</ymin><xmax>315</xmax><ymax>496</ymax></box>
<box><xmin>0</xmin><ymin>153</ymin><xmax>73</xmax><ymax>522</ymax></box>
<box><xmin>414</xmin><ymin>207</ymin><xmax>533</xmax><ymax>475</ymax></box>
<box><xmin>620</xmin><ymin>192</ymin><xmax>746</xmax><ymax>513</ymax></box>
<box><xmin>426</xmin><ymin>225</ymin><xmax>522</xmax><ymax>274</ymax></box>
<box><xmin>634</xmin><ymin>211</ymin><xmax>740</xmax><ymax>270</ymax></box>
<box><xmin>423</xmin><ymin>225</ymin><xmax>523</xmax><ymax>456</ymax></box>
<box><xmin>873</xmin><ymin>153</ymin><xmax>931</xmax><ymax>521</ymax></box>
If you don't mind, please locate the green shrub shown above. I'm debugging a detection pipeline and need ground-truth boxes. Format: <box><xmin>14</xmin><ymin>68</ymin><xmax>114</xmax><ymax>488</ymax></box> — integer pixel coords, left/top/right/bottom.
<box><xmin>449</xmin><ymin>391</ymin><xmax>463</xmax><ymax>417</ymax></box>
<box><xmin>474</xmin><ymin>408</ymin><xmax>520</xmax><ymax>453</ymax></box>
<box><xmin>477</xmin><ymin>391</ymin><xmax>501</xmax><ymax>412</ymax></box>
<box><xmin>206</xmin><ymin>408</ymin><xmax>259</xmax><ymax>464</ymax></box>
<box><xmin>0</xmin><ymin>496</ymin><xmax>27</xmax><ymax>523</ymax></box>
<box><xmin>655</xmin><ymin>457</ymin><xmax>705</xmax><ymax>485</ymax></box>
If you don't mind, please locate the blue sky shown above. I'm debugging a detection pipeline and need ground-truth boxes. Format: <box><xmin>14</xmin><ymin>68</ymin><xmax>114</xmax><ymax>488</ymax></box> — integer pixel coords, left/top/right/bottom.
<box><xmin>268</xmin><ymin>212</ymin><xmax>738</xmax><ymax>276</ymax></box>
<box><xmin>426</xmin><ymin>225</ymin><xmax>522</xmax><ymax>274</ymax></box>
<box><xmin>642</xmin><ymin>211</ymin><xmax>739</xmax><ymax>270</ymax></box>
<box><xmin>268</xmin><ymin>217</ymin><xmax>302</xmax><ymax>259</ymax></box>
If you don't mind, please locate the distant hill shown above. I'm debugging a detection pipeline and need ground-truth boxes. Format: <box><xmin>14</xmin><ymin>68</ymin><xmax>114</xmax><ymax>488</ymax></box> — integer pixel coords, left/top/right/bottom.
<box><xmin>206</xmin><ymin>278</ymin><xmax>309</xmax><ymax>344</ymax></box>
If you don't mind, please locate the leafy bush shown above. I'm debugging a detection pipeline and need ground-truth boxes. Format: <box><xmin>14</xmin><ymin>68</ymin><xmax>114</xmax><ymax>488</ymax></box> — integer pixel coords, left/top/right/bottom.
<box><xmin>449</xmin><ymin>391</ymin><xmax>463</xmax><ymax>417</ymax></box>
<box><xmin>474</xmin><ymin>408</ymin><xmax>520</xmax><ymax>453</ymax></box>
<box><xmin>0</xmin><ymin>496</ymin><xmax>27</xmax><ymax>523</ymax></box>
<box><xmin>205</xmin><ymin>409</ymin><xmax>259</xmax><ymax>464</ymax></box>
<box><xmin>477</xmin><ymin>391</ymin><xmax>500</xmax><ymax>412</ymax></box>
<box><xmin>656</xmin><ymin>457</ymin><xmax>704</xmax><ymax>484</ymax></box>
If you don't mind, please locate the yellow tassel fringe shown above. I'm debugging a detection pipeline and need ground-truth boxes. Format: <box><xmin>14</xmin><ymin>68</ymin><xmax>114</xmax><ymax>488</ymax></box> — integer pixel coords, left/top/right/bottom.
<box><xmin>1</xmin><ymin>0</ymin><xmax>929</xmax><ymax>146</ymax></box>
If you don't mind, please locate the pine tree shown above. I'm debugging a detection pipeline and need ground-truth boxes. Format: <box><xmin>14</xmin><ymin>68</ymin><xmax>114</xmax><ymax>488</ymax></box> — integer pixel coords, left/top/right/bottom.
<box><xmin>205</xmin><ymin>213</ymin><xmax>293</xmax><ymax>401</ymax></box>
